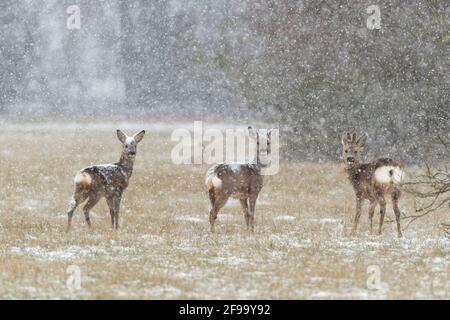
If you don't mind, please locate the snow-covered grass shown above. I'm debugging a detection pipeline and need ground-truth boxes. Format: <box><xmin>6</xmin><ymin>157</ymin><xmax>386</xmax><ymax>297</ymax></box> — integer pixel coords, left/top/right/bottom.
<box><xmin>0</xmin><ymin>124</ymin><xmax>448</xmax><ymax>299</ymax></box>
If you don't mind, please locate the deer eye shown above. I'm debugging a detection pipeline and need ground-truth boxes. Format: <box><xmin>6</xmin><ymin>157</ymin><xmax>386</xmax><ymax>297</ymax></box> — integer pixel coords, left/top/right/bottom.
<box><xmin>344</xmin><ymin>150</ymin><xmax>348</xmax><ymax>153</ymax></box>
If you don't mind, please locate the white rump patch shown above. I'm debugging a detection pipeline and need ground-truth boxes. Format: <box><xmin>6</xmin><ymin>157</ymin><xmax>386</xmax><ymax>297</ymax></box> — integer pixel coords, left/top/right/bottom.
<box><xmin>74</xmin><ymin>171</ymin><xmax>92</xmax><ymax>186</ymax></box>
<box><xmin>391</xmin><ymin>167</ymin><xmax>405</xmax><ymax>184</ymax></box>
<box><xmin>212</xmin><ymin>175</ymin><xmax>222</xmax><ymax>188</ymax></box>
<box><xmin>205</xmin><ymin>166</ymin><xmax>222</xmax><ymax>188</ymax></box>
<box><xmin>374</xmin><ymin>166</ymin><xmax>404</xmax><ymax>184</ymax></box>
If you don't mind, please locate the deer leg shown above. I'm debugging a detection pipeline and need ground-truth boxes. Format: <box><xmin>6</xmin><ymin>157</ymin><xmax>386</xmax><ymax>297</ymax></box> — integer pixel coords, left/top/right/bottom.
<box><xmin>208</xmin><ymin>189</ymin><xmax>228</xmax><ymax>233</ymax></box>
<box><xmin>66</xmin><ymin>191</ymin><xmax>88</xmax><ymax>232</ymax></box>
<box><xmin>208</xmin><ymin>188</ymin><xmax>218</xmax><ymax>233</ymax></box>
<box><xmin>113</xmin><ymin>195</ymin><xmax>122</xmax><ymax>230</ymax></box>
<box><xmin>209</xmin><ymin>205</ymin><xmax>218</xmax><ymax>233</ymax></box>
<box><xmin>106</xmin><ymin>197</ymin><xmax>115</xmax><ymax>228</ymax></box>
<box><xmin>66</xmin><ymin>198</ymin><xmax>78</xmax><ymax>232</ymax></box>
<box><xmin>378</xmin><ymin>199</ymin><xmax>387</xmax><ymax>235</ymax></box>
<box><xmin>210</xmin><ymin>199</ymin><xmax>228</xmax><ymax>233</ymax></box>
<box><xmin>392</xmin><ymin>192</ymin><xmax>402</xmax><ymax>238</ymax></box>
<box><xmin>110</xmin><ymin>211</ymin><xmax>115</xmax><ymax>229</ymax></box>
<box><xmin>351</xmin><ymin>197</ymin><xmax>362</xmax><ymax>236</ymax></box>
<box><xmin>248</xmin><ymin>195</ymin><xmax>258</xmax><ymax>232</ymax></box>
<box><xmin>368</xmin><ymin>201</ymin><xmax>377</xmax><ymax>235</ymax></box>
<box><xmin>83</xmin><ymin>195</ymin><xmax>101</xmax><ymax>228</ymax></box>
<box><xmin>240</xmin><ymin>198</ymin><xmax>250</xmax><ymax>229</ymax></box>
<box><xmin>106</xmin><ymin>194</ymin><xmax>121</xmax><ymax>230</ymax></box>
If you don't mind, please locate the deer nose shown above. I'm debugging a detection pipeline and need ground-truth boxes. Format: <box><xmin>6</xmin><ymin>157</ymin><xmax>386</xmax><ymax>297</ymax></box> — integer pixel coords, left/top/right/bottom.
<box><xmin>347</xmin><ymin>156</ymin><xmax>355</xmax><ymax>162</ymax></box>
<box><xmin>129</xmin><ymin>151</ymin><xmax>136</xmax><ymax>156</ymax></box>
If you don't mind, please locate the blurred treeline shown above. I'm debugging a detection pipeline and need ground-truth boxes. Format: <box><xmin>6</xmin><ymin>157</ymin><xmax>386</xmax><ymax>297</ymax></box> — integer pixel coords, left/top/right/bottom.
<box><xmin>0</xmin><ymin>0</ymin><xmax>448</xmax><ymax>162</ymax></box>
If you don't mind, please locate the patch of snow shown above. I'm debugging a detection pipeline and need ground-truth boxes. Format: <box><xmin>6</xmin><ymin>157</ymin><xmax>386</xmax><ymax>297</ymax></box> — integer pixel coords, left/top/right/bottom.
<box><xmin>138</xmin><ymin>234</ymin><xmax>165</xmax><ymax>244</ymax></box>
<box><xmin>218</xmin><ymin>213</ymin><xmax>235</xmax><ymax>220</ymax></box>
<box><xmin>273</xmin><ymin>215</ymin><xmax>296</xmax><ymax>221</ymax></box>
<box><xmin>16</xmin><ymin>199</ymin><xmax>47</xmax><ymax>211</ymax></box>
<box><xmin>175</xmin><ymin>215</ymin><xmax>204</xmax><ymax>223</ymax></box>
<box><xmin>7</xmin><ymin>245</ymin><xmax>135</xmax><ymax>261</ymax></box>
<box><xmin>143</xmin><ymin>286</ymin><xmax>182</xmax><ymax>298</ymax></box>
<box><xmin>206</xmin><ymin>256</ymin><xmax>248</xmax><ymax>266</ymax></box>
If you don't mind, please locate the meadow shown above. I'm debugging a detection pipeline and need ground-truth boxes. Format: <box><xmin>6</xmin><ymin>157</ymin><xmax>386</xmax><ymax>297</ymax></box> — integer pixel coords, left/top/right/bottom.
<box><xmin>0</xmin><ymin>122</ymin><xmax>448</xmax><ymax>299</ymax></box>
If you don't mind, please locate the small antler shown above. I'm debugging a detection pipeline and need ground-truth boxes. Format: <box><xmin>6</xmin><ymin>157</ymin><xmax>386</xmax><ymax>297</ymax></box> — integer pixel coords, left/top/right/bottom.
<box><xmin>342</xmin><ymin>131</ymin><xmax>349</xmax><ymax>144</ymax></box>
<box><xmin>356</xmin><ymin>132</ymin><xmax>368</xmax><ymax>147</ymax></box>
<box><xmin>342</xmin><ymin>131</ymin><xmax>356</xmax><ymax>144</ymax></box>
<box><xmin>342</xmin><ymin>130</ymin><xmax>366</xmax><ymax>145</ymax></box>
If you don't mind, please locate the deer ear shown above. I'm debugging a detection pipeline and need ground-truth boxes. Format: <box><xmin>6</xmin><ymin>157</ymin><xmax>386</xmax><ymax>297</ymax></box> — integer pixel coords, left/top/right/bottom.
<box><xmin>248</xmin><ymin>126</ymin><xmax>258</xmax><ymax>140</ymax></box>
<box><xmin>357</xmin><ymin>133</ymin><xmax>368</xmax><ymax>147</ymax></box>
<box><xmin>133</xmin><ymin>130</ymin><xmax>145</xmax><ymax>143</ymax></box>
<box><xmin>342</xmin><ymin>132</ymin><xmax>349</xmax><ymax>145</ymax></box>
<box><xmin>117</xmin><ymin>129</ymin><xmax>127</xmax><ymax>143</ymax></box>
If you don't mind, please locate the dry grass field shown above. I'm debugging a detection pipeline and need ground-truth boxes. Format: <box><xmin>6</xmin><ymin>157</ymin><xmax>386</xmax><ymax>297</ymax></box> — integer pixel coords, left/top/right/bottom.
<box><xmin>0</xmin><ymin>121</ymin><xmax>448</xmax><ymax>299</ymax></box>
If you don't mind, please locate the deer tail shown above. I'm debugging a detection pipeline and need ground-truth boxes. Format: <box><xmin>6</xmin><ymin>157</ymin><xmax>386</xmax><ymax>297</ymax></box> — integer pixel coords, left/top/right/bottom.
<box><xmin>74</xmin><ymin>171</ymin><xmax>92</xmax><ymax>189</ymax></box>
<box><xmin>205</xmin><ymin>164</ymin><xmax>224</xmax><ymax>189</ymax></box>
<box><xmin>374</xmin><ymin>166</ymin><xmax>404</xmax><ymax>185</ymax></box>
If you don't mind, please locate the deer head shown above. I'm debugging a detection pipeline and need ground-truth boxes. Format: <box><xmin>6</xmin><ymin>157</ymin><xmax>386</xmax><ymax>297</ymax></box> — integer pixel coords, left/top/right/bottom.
<box><xmin>117</xmin><ymin>129</ymin><xmax>145</xmax><ymax>160</ymax></box>
<box><xmin>341</xmin><ymin>131</ymin><xmax>367</xmax><ymax>168</ymax></box>
<box><xmin>248</xmin><ymin>126</ymin><xmax>275</xmax><ymax>166</ymax></box>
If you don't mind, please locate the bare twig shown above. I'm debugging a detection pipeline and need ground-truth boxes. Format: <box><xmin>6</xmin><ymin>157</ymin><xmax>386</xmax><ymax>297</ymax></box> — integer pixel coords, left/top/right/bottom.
<box><xmin>385</xmin><ymin>137</ymin><xmax>450</xmax><ymax>230</ymax></box>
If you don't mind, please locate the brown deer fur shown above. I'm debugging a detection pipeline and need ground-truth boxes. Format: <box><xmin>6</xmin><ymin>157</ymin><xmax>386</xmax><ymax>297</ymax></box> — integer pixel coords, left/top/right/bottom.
<box><xmin>341</xmin><ymin>132</ymin><xmax>404</xmax><ymax>238</ymax></box>
<box><xmin>205</xmin><ymin>126</ymin><xmax>273</xmax><ymax>233</ymax></box>
<box><xmin>66</xmin><ymin>129</ymin><xmax>145</xmax><ymax>231</ymax></box>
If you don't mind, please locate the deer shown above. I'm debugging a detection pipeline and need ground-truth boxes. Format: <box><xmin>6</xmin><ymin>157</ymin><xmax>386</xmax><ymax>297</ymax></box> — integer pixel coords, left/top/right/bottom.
<box><xmin>341</xmin><ymin>131</ymin><xmax>405</xmax><ymax>238</ymax></box>
<box><xmin>66</xmin><ymin>129</ymin><xmax>145</xmax><ymax>231</ymax></box>
<box><xmin>205</xmin><ymin>126</ymin><xmax>274</xmax><ymax>233</ymax></box>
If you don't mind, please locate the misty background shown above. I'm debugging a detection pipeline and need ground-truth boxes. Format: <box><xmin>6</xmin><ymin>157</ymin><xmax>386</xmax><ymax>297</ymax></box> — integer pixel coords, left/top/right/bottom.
<box><xmin>0</xmin><ymin>0</ymin><xmax>448</xmax><ymax>162</ymax></box>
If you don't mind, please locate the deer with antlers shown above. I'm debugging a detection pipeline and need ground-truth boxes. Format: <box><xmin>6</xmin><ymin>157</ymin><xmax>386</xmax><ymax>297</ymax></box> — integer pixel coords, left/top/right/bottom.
<box><xmin>66</xmin><ymin>129</ymin><xmax>145</xmax><ymax>231</ymax></box>
<box><xmin>205</xmin><ymin>126</ymin><xmax>274</xmax><ymax>233</ymax></box>
<box><xmin>341</xmin><ymin>132</ymin><xmax>405</xmax><ymax>237</ymax></box>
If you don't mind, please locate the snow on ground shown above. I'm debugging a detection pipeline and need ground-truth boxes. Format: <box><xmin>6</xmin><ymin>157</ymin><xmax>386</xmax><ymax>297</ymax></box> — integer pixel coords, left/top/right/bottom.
<box><xmin>0</xmin><ymin>128</ymin><xmax>448</xmax><ymax>299</ymax></box>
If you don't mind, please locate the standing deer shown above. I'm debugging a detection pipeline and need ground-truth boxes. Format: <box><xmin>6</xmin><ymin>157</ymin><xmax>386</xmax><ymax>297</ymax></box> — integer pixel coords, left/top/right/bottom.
<box><xmin>341</xmin><ymin>131</ymin><xmax>404</xmax><ymax>237</ymax></box>
<box><xmin>205</xmin><ymin>126</ymin><xmax>274</xmax><ymax>233</ymax></box>
<box><xmin>66</xmin><ymin>129</ymin><xmax>145</xmax><ymax>231</ymax></box>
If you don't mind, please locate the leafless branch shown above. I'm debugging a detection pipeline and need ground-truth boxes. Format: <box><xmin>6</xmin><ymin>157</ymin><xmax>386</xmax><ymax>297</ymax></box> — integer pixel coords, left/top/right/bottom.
<box><xmin>385</xmin><ymin>137</ymin><xmax>450</xmax><ymax>231</ymax></box>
